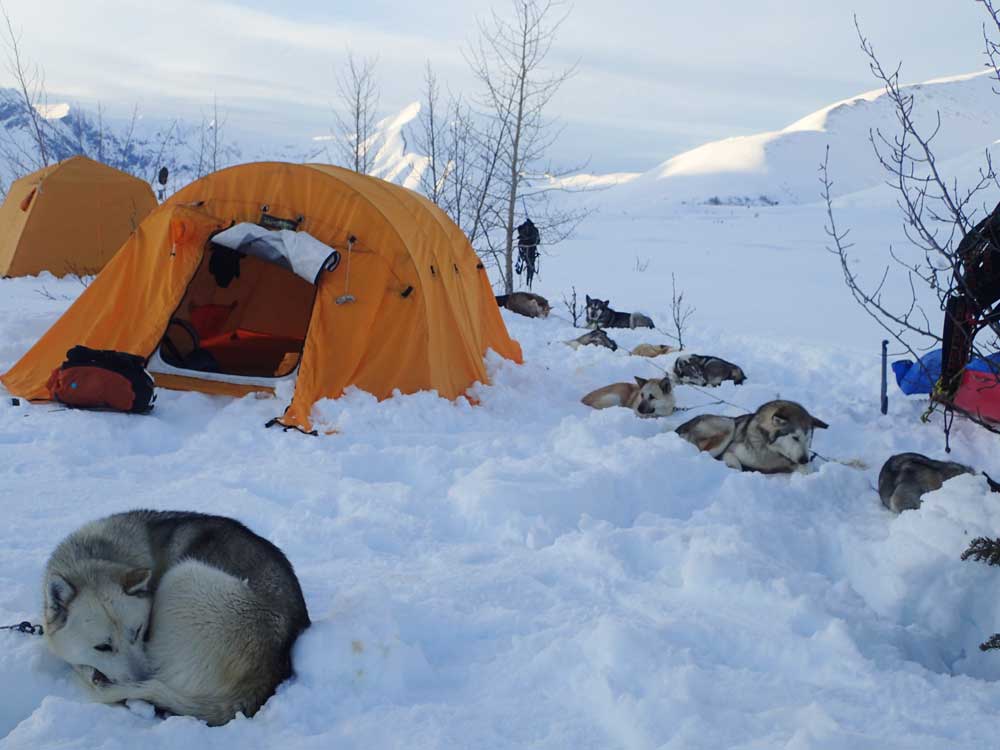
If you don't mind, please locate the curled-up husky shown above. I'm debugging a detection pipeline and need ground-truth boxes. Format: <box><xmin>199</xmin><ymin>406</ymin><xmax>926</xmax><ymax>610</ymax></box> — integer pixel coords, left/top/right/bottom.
<box><xmin>566</xmin><ymin>328</ymin><xmax>618</xmax><ymax>351</ymax></box>
<box><xmin>585</xmin><ymin>296</ymin><xmax>654</xmax><ymax>329</ymax></box>
<box><xmin>43</xmin><ymin>510</ymin><xmax>310</xmax><ymax>726</ymax></box>
<box><xmin>495</xmin><ymin>292</ymin><xmax>551</xmax><ymax>318</ymax></box>
<box><xmin>630</xmin><ymin>343</ymin><xmax>677</xmax><ymax>358</ymax></box>
<box><xmin>673</xmin><ymin>354</ymin><xmax>747</xmax><ymax>386</ymax></box>
<box><xmin>878</xmin><ymin>453</ymin><xmax>974</xmax><ymax>512</ymax></box>
<box><xmin>676</xmin><ymin>400</ymin><xmax>828</xmax><ymax>473</ymax></box>
<box><xmin>581</xmin><ymin>376</ymin><xmax>675</xmax><ymax>417</ymax></box>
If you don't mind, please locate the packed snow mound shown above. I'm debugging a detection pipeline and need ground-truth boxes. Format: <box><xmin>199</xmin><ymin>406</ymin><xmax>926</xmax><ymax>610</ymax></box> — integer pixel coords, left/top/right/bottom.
<box><xmin>616</xmin><ymin>71</ymin><xmax>1000</xmax><ymax>208</ymax></box>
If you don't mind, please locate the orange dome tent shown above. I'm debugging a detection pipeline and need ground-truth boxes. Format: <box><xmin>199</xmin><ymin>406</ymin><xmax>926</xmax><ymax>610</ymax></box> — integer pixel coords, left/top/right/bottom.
<box><xmin>1</xmin><ymin>162</ymin><xmax>523</xmax><ymax>432</ymax></box>
<box><xmin>0</xmin><ymin>155</ymin><xmax>157</xmax><ymax>278</ymax></box>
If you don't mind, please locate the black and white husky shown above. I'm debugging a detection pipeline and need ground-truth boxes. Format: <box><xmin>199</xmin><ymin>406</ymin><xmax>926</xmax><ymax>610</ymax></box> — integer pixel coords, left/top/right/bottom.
<box><xmin>673</xmin><ymin>354</ymin><xmax>747</xmax><ymax>387</ymax></box>
<box><xmin>585</xmin><ymin>296</ymin><xmax>654</xmax><ymax>329</ymax></box>
<box><xmin>42</xmin><ymin>510</ymin><xmax>310</xmax><ymax>725</ymax></box>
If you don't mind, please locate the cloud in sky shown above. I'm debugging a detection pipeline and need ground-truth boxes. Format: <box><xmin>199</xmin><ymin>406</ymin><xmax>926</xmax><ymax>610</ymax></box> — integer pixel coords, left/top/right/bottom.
<box><xmin>1</xmin><ymin>0</ymin><xmax>990</xmax><ymax>171</ymax></box>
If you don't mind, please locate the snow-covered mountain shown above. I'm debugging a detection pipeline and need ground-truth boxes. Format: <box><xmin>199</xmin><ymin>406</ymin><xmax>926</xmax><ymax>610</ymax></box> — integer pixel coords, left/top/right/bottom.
<box><xmin>0</xmin><ymin>91</ymin><xmax>427</xmax><ymax>193</ymax></box>
<box><xmin>610</xmin><ymin>71</ymin><xmax>1000</xmax><ymax>208</ymax></box>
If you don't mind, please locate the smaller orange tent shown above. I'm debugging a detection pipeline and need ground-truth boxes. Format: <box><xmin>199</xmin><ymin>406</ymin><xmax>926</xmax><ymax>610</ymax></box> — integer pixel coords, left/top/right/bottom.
<box><xmin>0</xmin><ymin>155</ymin><xmax>157</xmax><ymax>278</ymax></box>
<box><xmin>1</xmin><ymin>162</ymin><xmax>523</xmax><ymax>432</ymax></box>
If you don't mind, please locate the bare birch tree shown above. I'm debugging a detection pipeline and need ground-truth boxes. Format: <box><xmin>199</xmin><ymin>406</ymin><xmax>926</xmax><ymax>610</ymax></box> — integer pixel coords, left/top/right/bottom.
<box><xmin>416</xmin><ymin>62</ymin><xmax>443</xmax><ymax>203</ymax></box>
<box><xmin>333</xmin><ymin>51</ymin><xmax>380</xmax><ymax>173</ymax></box>
<box><xmin>466</xmin><ymin>0</ymin><xmax>585</xmax><ymax>293</ymax></box>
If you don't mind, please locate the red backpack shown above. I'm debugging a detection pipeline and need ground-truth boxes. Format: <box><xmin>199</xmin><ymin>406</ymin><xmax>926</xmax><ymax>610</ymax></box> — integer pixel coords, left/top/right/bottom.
<box><xmin>47</xmin><ymin>346</ymin><xmax>156</xmax><ymax>413</ymax></box>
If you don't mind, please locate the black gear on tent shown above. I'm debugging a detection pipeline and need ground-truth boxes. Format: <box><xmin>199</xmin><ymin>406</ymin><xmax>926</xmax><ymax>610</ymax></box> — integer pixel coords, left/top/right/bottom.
<box><xmin>515</xmin><ymin>218</ymin><xmax>540</xmax><ymax>289</ymax></box>
<box><xmin>935</xmin><ymin>200</ymin><xmax>1000</xmax><ymax>424</ymax></box>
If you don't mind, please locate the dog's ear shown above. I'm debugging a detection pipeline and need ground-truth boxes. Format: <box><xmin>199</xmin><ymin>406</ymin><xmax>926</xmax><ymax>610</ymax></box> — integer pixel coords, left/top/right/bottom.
<box><xmin>45</xmin><ymin>573</ymin><xmax>76</xmax><ymax>629</ymax></box>
<box><xmin>771</xmin><ymin>414</ymin><xmax>788</xmax><ymax>427</ymax></box>
<box><xmin>811</xmin><ymin>416</ymin><xmax>829</xmax><ymax>430</ymax></box>
<box><xmin>660</xmin><ymin>377</ymin><xmax>672</xmax><ymax>392</ymax></box>
<box><xmin>121</xmin><ymin>568</ymin><xmax>153</xmax><ymax>596</ymax></box>
<box><xmin>586</xmin><ymin>295</ymin><xmax>592</xmax><ymax>304</ymax></box>
<box><xmin>634</xmin><ymin>376</ymin><xmax>648</xmax><ymax>387</ymax></box>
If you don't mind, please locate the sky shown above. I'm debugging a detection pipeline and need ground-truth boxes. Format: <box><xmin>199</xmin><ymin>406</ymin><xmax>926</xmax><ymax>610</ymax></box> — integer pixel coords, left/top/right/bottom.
<box><xmin>0</xmin><ymin>0</ymin><xmax>992</xmax><ymax>173</ymax></box>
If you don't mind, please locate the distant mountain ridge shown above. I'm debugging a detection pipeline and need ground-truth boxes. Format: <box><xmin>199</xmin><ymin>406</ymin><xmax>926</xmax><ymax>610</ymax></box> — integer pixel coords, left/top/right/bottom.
<box><xmin>0</xmin><ymin>90</ymin><xmax>427</xmax><ymax>194</ymax></box>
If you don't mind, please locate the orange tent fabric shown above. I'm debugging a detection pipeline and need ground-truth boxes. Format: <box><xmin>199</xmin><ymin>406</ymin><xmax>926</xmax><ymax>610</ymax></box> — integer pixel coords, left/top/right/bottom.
<box><xmin>0</xmin><ymin>156</ymin><xmax>157</xmax><ymax>277</ymax></box>
<box><xmin>1</xmin><ymin>162</ymin><xmax>523</xmax><ymax>431</ymax></box>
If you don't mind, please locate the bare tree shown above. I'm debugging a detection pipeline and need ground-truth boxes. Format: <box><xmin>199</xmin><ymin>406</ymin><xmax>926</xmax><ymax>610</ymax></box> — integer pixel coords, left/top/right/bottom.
<box><xmin>186</xmin><ymin>96</ymin><xmax>228</xmax><ymax>179</ymax></box>
<box><xmin>148</xmin><ymin>118</ymin><xmax>179</xmax><ymax>193</ymax></box>
<box><xmin>562</xmin><ymin>285</ymin><xmax>580</xmax><ymax>327</ymax></box>
<box><xmin>333</xmin><ymin>51</ymin><xmax>380</xmax><ymax>173</ymax></box>
<box><xmin>118</xmin><ymin>102</ymin><xmax>140</xmax><ymax>172</ymax></box>
<box><xmin>0</xmin><ymin>2</ymin><xmax>50</xmax><ymax>182</ymax></box>
<box><xmin>667</xmin><ymin>273</ymin><xmax>695</xmax><ymax>350</ymax></box>
<box><xmin>416</xmin><ymin>62</ymin><xmax>444</xmax><ymax>203</ymax></box>
<box><xmin>467</xmin><ymin>0</ymin><xmax>587</xmax><ymax>293</ymax></box>
<box><xmin>413</xmin><ymin>75</ymin><xmax>510</xmax><ymax>261</ymax></box>
<box><xmin>825</xmin><ymin>9</ymin><xmax>1000</xmax><ymax>436</ymax></box>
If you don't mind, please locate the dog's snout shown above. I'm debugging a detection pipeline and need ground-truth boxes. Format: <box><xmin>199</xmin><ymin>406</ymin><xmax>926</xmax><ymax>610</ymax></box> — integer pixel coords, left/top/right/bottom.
<box><xmin>91</xmin><ymin>668</ymin><xmax>112</xmax><ymax>687</ymax></box>
<box><xmin>798</xmin><ymin>455</ymin><xmax>810</xmax><ymax>465</ymax></box>
<box><xmin>637</xmin><ymin>402</ymin><xmax>653</xmax><ymax>414</ymax></box>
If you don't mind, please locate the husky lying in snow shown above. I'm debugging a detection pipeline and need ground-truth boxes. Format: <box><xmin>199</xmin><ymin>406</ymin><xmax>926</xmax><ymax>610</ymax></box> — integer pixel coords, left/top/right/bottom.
<box><xmin>877</xmin><ymin>453</ymin><xmax>975</xmax><ymax>513</ymax></box>
<box><xmin>581</xmin><ymin>376</ymin><xmax>675</xmax><ymax>417</ymax></box>
<box><xmin>673</xmin><ymin>354</ymin><xmax>747</xmax><ymax>387</ymax></box>
<box><xmin>585</xmin><ymin>296</ymin><xmax>654</xmax><ymax>329</ymax></box>
<box><xmin>495</xmin><ymin>292</ymin><xmax>551</xmax><ymax>319</ymax></box>
<box><xmin>630</xmin><ymin>343</ymin><xmax>677</xmax><ymax>358</ymax></box>
<box><xmin>43</xmin><ymin>510</ymin><xmax>310</xmax><ymax>726</ymax></box>
<box><xmin>676</xmin><ymin>400</ymin><xmax>828</xmax><ymax>473</ymax></box>
<box><xmin>566</xmin><ymin>328</ymin><xmax>618</xmax><ymax>351</ymax></box>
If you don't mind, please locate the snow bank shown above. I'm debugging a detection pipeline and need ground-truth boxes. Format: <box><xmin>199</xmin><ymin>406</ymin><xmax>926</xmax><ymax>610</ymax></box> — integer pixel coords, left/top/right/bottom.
<box><xmin>4</xmin><ymin>259</ymin><xmax>1000</xmax><ymax>748</ymax></box>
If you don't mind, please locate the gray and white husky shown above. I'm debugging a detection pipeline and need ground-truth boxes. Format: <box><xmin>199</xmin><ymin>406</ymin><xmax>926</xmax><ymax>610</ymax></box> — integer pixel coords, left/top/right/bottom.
<box><xmin>877</xmin><ymin>453</ymin><xmax>974</xmax><ymax>513</ymax></box>
<box><xmin>565</xmin><ymin>328</ymin><xmax>618</xmax><ymax>351</ymax></box>
<box><xmin>585</xmin><ymin>296</ymin><xmax>654</xmax><ymax>329</ymax></box>
<box><xmin>676</xmin><ymin>399</ymin><xmax>828</xmax><ymax>473</ymax></box>
<box><xmin>673</xmin><ymin>354</ymin><xmax>747</xmax><ymax>387</ymax></box>
<box><xmin>43</xmin><ymin>510</ymin><xmax>310</xmax><ymax>726</ymax></box>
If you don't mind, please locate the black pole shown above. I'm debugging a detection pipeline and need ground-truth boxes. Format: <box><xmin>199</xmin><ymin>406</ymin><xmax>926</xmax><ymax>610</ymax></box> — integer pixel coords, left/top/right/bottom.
<box><xmin>880</xmin><ymin>339</ymin><xmax>889</xmax><ymax>415</ymax></box>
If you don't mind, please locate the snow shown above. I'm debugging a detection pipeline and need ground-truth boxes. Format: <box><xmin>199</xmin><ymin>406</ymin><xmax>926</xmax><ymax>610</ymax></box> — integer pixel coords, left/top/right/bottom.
<box><xmin>4</xmin><ymin>72</ymin><xmax>1000</xmax><ymax>748</ymax></box>
<box><xmin>311</xmin><ymin>101</ymin><xmax>427</xmax><ymax>190</ymax></box>
<box><xmin>32</xmin><ymin>103</ymin><xmax>70</xmax><ymax>121</ymax></box>
<box><xmin>617</xmin><ymin>70</ymin><xmax>1000</xmax><ymax>207</ymax></box>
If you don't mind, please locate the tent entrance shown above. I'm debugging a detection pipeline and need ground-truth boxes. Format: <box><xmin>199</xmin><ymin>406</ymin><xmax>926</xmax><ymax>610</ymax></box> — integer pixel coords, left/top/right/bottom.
<box><xmin>156</xmin><ymin>242</ymin><xmax>317</xmax><ymax>379</ymax></box>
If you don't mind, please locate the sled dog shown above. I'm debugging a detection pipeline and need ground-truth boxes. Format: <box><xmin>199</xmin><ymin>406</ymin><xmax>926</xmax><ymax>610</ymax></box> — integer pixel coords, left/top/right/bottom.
<box><xmin>495</xmin><ymin>292</ymin><xmax>551</xmax><ymax>319</ymax></box>
<box><xmin>43</xmin><ymin>510</ymin><xmax>310</xmax><ymax>726</ymax></box>
<box><xmin>581</xmin><ymin>376</ymin><xmax>675</xmax><ymax>417</ymax></box>
<box><xmin>673</xmin><ymin>354</ymin><xmax>747</xmax><ymax>387</ymax></box>
<box><xmin>877</xmin><ymin>453</ymin><xmax>974</xmax><ymax>513</ymax></box>
<box><xmin>630</xmin><ymin>343</ymin><xmax>677</xmax><ymax>358</ymax></box>
<box><xmin>585</xmin><ymin>296</ymin><xmax>654</xmax><ymax>329</ymax></box>
<box><xmin>676</xmin><ymin>400</ymin><xmax>828</xmax><ymax>473</ymax></box>
<box><xmin>566</xmin><ymin>328</ymin><xmax>618</xmax><ymax>351</ymax></box>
